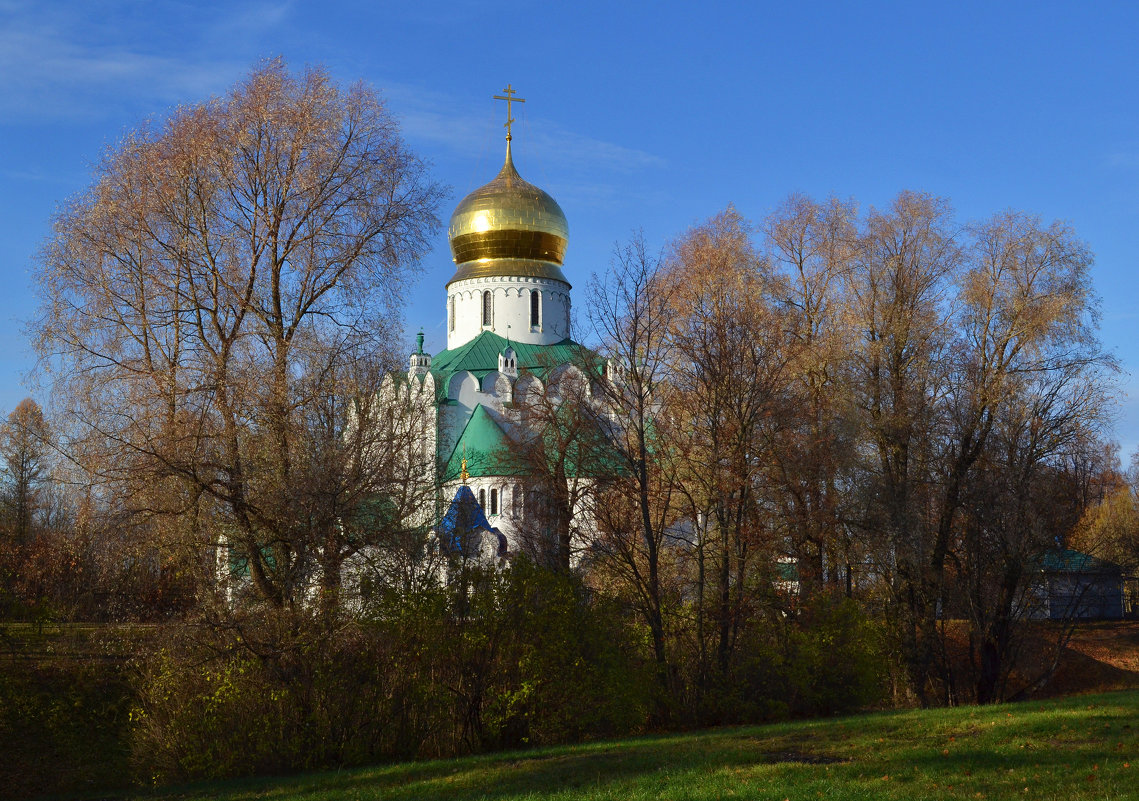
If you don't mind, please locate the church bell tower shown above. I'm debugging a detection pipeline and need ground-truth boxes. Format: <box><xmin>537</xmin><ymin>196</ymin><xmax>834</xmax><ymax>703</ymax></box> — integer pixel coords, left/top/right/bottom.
<box><xmin>444</xmin><ymin>85</ymin><xmax>572</xmax><ymax>349</ymax></box>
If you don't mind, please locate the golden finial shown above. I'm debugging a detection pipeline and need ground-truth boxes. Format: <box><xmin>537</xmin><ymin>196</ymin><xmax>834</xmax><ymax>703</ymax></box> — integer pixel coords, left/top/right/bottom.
<box><xmin>460</xmin><ymin>445</ymin><xmax>469</xmax><ymax>483</ymax></box>
<box><xmin>493</xmin><ymin>83</ymin><xmax>525</xmax><ymax>142</ymax></box>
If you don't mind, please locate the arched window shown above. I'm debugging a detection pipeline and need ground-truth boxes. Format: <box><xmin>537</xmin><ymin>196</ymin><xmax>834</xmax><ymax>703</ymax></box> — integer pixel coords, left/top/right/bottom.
<box><xmin>530</xmin><ymin>289</ymin><xmax>540</xmax><ymax>328</ymax></box>
<box><xmin>490</xmin><ymin>488</ymin><xmax>498</xmax><ymax>515</ymax></box>
<box><xmin>512</xmin><ymin>484</ymin><xmax>522</xmax><ymax>517</ymax></box>
<box><xmin>478</xmin><ymin>488</ymin><xmax>486</xmax><ymax>510</ymax></box>
<box><xmin>482</xmin><ymin>290</ymin><xmax>492</xmax><ymax>327</ymax></box>
<box><xmin>448</xmin><ymin>295</ymin><xmax>455</xmax><ymax>331</ymax></box>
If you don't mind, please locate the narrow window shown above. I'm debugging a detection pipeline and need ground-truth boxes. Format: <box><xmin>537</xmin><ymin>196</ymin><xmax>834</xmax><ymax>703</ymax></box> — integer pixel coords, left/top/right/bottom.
<box><xmin>478</xmin><ymin>488</ymin><xmax>486</xmax><ymax>510</ymax></box>
<box><xmin>530</xmin><ymin>290</ymin><xmax>540</xmax><ymax>328</ymax></box>
<box><xmin>482</xmin><ymin>290</ymin><xmax>492</xmax><ymax>327</ymax></box>
<box><xmin>512</xmin><ymin>484</ymin><xmax>522</xmax><ymax>516</ymax></box>
<box><xmin>490</xmin><ymin>488</ymin><xmax>498</xmax><ymax>515</ymax></box>
<box><xmin>448</xmin><ymin>295</ymin><xmax>455</xmax><ymax>331</ymax></box>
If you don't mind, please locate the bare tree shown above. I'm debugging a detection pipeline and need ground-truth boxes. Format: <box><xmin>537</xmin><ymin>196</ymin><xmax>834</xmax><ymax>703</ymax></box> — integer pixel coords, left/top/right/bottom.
<box><xmin>661</xmin><ymin>208</ymin><xmax>792</xmax><ymax>682</ymax></box>
<box><xmin>587</xmin><ymin>233</ymin><xmax>682</xmax><ymax>705</ymax></box>
<box><xmin>947</xmin><ymin>211</ymin><xmax>1115</xmax><ymax>702</ymax></box>
<box><xmin>846</xmin><ymin>200</ymin><xmax>1114</xmax><ymax>704</ymax></box>
<box><xmin>844</xmin><ymin>191</ymin><xmax>960</xmax><ymax>704</ymax></box>
<box><xmin>33</xmin><ymin>60</ymin><xmax>443</xmax><ymax>613</ymax></box>
<box><xmin>764</xmin><ymin>195</ymin><xmax>860</xmax><ymax>593</ymax></box>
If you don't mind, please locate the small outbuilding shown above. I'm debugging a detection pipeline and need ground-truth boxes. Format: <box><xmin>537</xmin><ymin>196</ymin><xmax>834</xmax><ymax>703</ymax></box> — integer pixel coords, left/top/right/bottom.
<box><xmin>1037</xmin><ymin>549</ymin><xmax>1125</xmax><ymax>621</ymax></box>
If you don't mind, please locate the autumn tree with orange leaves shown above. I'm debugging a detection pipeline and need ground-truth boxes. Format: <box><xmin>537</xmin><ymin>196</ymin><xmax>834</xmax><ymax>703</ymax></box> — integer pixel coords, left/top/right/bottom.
<box><xmin>660</xmin><ymin>208</ymin><xmax>794</xmax><ymax>687</ymax></box>
<box><xmin>33</xmin><ymin>61</ymin><xmax>443</xmax><ymax>614</ymax></box>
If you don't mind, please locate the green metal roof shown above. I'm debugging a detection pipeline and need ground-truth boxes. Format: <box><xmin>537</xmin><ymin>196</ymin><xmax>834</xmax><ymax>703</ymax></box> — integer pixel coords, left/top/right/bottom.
<box><xmin>1039</xmin><ymin>549</ymin><xmax>1122</xmax><ymax>574</ymax></box>
<box><xmin>775</xmin><ymin>558</ymin><xmax>800</xmax><ymax>583</ymax></box>
<box><xmin>442</xmin><ymin>403</ymin><xmax>529</xmax><ymax>481</ymax></box>
<box><xmin>428</xmin><ymin>331</ymin><xmax>600</xmax><ymax>400</ymax></box>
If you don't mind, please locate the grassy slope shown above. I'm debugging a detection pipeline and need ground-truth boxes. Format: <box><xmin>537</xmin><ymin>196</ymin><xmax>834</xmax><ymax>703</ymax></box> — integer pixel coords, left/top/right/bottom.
<box><xmin>118</xmin><ymin>690</ymin><xmax>1139</xmax><ymax>801</ymax></box>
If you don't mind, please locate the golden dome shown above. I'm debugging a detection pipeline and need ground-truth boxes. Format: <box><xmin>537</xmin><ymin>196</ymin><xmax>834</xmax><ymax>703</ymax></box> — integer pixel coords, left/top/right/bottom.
<box><xmin>447</xmin><ymin>142</ymin><xmax>569</xmax><ymax>286</ymax></box>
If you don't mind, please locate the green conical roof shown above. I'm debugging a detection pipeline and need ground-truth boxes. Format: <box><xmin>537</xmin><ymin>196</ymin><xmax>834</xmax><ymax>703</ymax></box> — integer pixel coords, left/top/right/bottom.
<box><xmin>442</xmin><ymin>404</ymin><xmax>529</xmax><ymax>481</ymax></box>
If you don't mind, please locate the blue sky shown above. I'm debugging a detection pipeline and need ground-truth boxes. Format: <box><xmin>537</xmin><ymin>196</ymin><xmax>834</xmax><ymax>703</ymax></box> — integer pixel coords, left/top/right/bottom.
<box><xmin>2</xmin><ymin>0</ymin><xmax>1137</xmax><ymax>457</ymax></box>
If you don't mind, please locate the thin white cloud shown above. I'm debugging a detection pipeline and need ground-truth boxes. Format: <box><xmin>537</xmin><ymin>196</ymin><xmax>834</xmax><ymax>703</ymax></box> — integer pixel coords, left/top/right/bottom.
<box><xmin>397</xmin><ymin>107</ymin><xmax>493</xmax><ymax>157</ymax></box>
<box><xmin>550</xmin><ymin>179</ymin><xmax>672</xmax><ymax>211</ymax></box>
<box><xmin>1106</xmin><ymin>150</ymin><xmax>1139</xmax><ymax>169</ymax></box>
<box><xmin>0</xmin><ymin>1</ymin><xmax>288</xmax><ymax>123</ymax></box>
<box><xmin>528</xmin><ymin>124</ymin><xmax>667</xmax><ymax>173</ymax></box>
<box><xmin>1</xmin><ymin>0</ymin><xmax>665</xmax><ymax>207</ymax></box>
<box><xmin>0</xmin><ymin>166</ymin><xmax>81</xmax><ymax>185</ymax></box>
<box><xmin>386</xmin><ymin>83</ymin><xmax>667</xmax><ymax>221</ymax></box>
<box><xmin>211</xmin><ymin>0</ymin><xmax>294</xmax><ymax>35</ymax></box>
<box><xmin>388</xmin><ymin>83</ymin><xmax>666</xmax><ymax>175</ymax></box>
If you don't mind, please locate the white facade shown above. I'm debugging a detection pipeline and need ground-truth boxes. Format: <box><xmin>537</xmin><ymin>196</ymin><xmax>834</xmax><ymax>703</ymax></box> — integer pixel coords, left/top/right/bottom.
<box><xmin>446</xmin><ymin>275</ymin><xmax>572</xmax><ymax>350</ymax></box>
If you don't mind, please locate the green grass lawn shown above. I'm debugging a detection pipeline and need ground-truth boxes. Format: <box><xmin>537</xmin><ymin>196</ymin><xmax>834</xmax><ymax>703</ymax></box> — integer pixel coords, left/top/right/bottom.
<box><xmin>111</xmin><ymin>690</ymin><xmax>1139</xmax><ymax>801</ymax></box>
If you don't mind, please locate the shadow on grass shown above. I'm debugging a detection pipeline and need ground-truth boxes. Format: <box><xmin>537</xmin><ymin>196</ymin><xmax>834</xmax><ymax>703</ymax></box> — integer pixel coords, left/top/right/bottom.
<box><xmin>138</xmin><ymin>732</ymin><xmax>854</xmax><ymax>801</ymax></box>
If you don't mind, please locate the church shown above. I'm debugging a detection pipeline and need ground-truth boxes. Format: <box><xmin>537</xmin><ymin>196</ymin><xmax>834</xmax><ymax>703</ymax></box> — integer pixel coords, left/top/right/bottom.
<box><xmin>388</xmin><ymin>87</ymin><xmax>603</xmax><ymax>564</ymax></box>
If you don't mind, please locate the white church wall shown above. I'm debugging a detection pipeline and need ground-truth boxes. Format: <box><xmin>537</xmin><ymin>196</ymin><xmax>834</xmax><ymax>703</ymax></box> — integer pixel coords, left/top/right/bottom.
<box><xmin>410</xmin><ymin>376</ymin><xmax>438</xmax><ymax>529</ymax></box>
<box><xmin>544</xmin><ymin>290</ymin><xmax>571</xmax><ymax>341</ymax></box>
<box><xmin>450</xmin><ymin>371</ymin><xmax>480</xmax><ymax>406</ymax></box>
<box><xmin>494</xmin><ymin>373</ymin><xmax>514</xmax><ymax>403</ymax></box>
<box><xmin>437</xmin><ymin>403</ymin><xmax>464</xmax><ymax>466</ymax></box>
<box><xmin>446</xmin><ymin>274</ymin><xmax>572</xmax><ymax>349</ymax></box>
<box><xmin>546</xmin><ymin>363</ymin><xmax>590</xmax><ymax>402</ymax></box>
<box><xmin>373</xmin><ymin>373</ymin><xmax>440</xmax><ymax>529</ymax></box>
<box><xmin>515</xmin><ymin>374</ymin><xmax>544</xmax><ymax>405</ymax></box>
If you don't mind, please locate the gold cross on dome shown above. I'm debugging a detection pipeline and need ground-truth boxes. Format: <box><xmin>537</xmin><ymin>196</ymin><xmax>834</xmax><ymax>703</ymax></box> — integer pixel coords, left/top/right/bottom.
<box><xmin>493</xmin><ymin>84</ymin><xmax>525</xmax><ymax>141</ymax></box>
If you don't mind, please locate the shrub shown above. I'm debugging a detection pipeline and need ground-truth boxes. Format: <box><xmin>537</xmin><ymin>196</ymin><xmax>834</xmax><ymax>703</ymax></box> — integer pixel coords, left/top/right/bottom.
<box><xmin>476</xmin><ymin>559</ymin><xmax>650</xmax><ymax>748</ymax></box>
<box><xmin>130</xmin><ymin>565</ymin><xmax>651</xmax><ymax>784</ymax></box>
<box><xmin>0</xmin><ymin>629</ymin><xmax>134</xmax><ymax>797</ymax></box>
<box><xmin>129</xmin><ymin>610</ymin><xmax>442</xmax><ymax>784</ymax></box>
<box><xmin>783</xmin><ymin>595</ymin><xmax>887</xmax><ymax>715</ymax></box>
